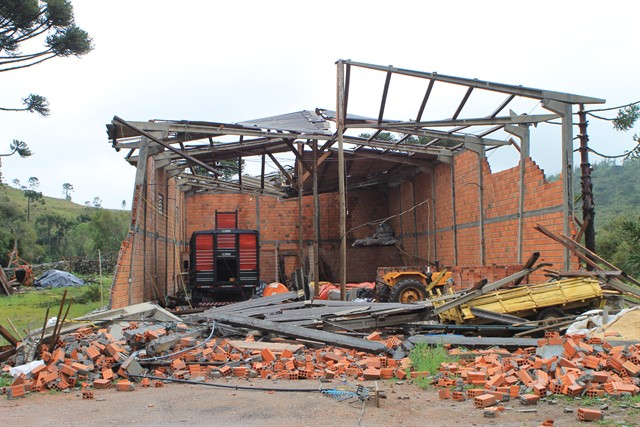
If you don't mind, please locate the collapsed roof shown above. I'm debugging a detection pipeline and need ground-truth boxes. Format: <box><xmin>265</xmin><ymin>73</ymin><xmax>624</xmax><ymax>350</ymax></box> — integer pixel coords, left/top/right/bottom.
<box><xmin>107</xmin><ymin>60</ymin><xmax>605</xmax><ymax>197</ymax></box>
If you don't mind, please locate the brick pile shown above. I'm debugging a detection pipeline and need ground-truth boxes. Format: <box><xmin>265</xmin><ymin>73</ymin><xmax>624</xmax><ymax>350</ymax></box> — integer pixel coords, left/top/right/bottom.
<box><xmin>1</xmin><ymin>324</ymin><xmax>411</xmax><ymax>399</ymax></box>
<box><xmin>1</xmin><ymin>322</ymin><xmax>187</xmax><ymax>399</ymax></box>
<box><xmin>2</xmin><ymin>323</ymin><xmax>638</xmax><ymax>421</ymax></box>
<box><xmin>433</xmin><ymin>332</ymin><xmax>639</xmax><ymax>422</ymax></box>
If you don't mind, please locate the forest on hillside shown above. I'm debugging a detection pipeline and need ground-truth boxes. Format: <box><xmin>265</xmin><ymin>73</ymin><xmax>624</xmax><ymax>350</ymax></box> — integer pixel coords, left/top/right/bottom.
<box><xmin>574</xmin><ymin>158</ymin><xmax>640</xmax><ymax>277</ymax></box>
<box><xmin>0</xmin><ymin>184</ymin><xmax>129</xmax><ymax>267</ymax></box>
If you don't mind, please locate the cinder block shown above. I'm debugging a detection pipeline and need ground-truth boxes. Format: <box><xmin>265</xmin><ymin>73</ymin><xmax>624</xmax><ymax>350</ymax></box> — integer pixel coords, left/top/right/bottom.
<box><xmin>519</xmin><ymin>393</ymin><xmax>540</xmax><ymax>405</ymax></box>
<box><xmin>474</xmin><ymin>393</ymin><xmax>497</xmax><ymax>408</ymax></box>
<box><xmin>261</xmin><ymin>348</ymin><xmax>276</xmax><ymax>363</ymax></box>
<box><xmin>115</xmin><ymin>380</ymin><xmax>136</xmax><ymax>392</ymax></box>
<box><xmin>577</xmin><ymin>408</ymin><xmax>603</xmax><ymax>421</ymax></box>
<box><xmin>452</xmin><ymin>391</ymin><xmax>466</xmax><ymax>401</ymax></box>
<box><xmin>483</xmin><ymin>407</ymin><xmax>500</xmax><ymax>418</ymax></box>
<box><xmin>7</xmin><ymin>385</ymin><xmax>26</xmax><ymax>399</ymax></box>
<box><xmin>92</xmin><ymin>379</ymin><xmax>111</xmax><ymax>389</ymax></box>
<box><xmin>363</xmin><ymin>368</ymin><xmax>381</xmax><ymax>380</ymax></box>
<box><xmin>232</xmin><ymin>367</ymin><xmax>248</xmax><ymax>377</ymax></box>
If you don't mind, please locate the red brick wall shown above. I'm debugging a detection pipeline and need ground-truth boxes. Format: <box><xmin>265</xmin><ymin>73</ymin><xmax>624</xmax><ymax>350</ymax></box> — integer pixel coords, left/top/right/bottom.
<box><xmin>183</xmin><ymin>189</ymin><xmax>401</xmax><ymax>284</ymax></box>
<box><xmin>387</xmin><ymin>151</ymin><xmax>575</xmax><ymax>285</ymax></box>
<box><xmin>111</xmin><ymin>148</ymin><xmax>574</xmax><ymax>308</ymax></box>
<box><xmin>110</xmin><ymin>155</ymin><xmax>186</xmax><ymax>309</ymax></box>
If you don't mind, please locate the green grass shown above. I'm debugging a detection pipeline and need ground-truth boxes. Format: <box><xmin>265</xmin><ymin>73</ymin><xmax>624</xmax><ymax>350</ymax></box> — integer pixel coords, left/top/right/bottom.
<box><xmin>0</xmin><ymin>277</ymin><xmax>110</xmax><ymax>345</ymax></box>
<box><xmin>409</xmin><ymin>343</ymin><xmax>458</xmax><ymax>388</ymax></box>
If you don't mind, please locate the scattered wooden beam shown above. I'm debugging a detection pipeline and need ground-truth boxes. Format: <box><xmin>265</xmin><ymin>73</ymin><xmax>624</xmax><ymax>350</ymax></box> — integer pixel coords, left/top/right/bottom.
<box><xmin>0</xmin><ymin>324</ymin><xmax>19</xmax><ymax>347</ymax></box>
<box><xmin>227</xmin><ymin>340</ymin><xmax>305</xmax><ymax>353</ymax></box>
<box><xmin>209</xmin><ymin>312</ymin><xmax>392</xmax><ymax>355</ymax></box>
<box><xmin>0</xmin><ymin>266</ymin><xmax>13</xmax><ymax>295</ymax></box>
<box><xmin>433</xmin><ymin>252</ymin><xmax>543</xmax><ymax>316</ymax></box>
<box><xmin>6</xmin><ymin>318</ymin><xmax>23</xmax><ymax>341</ymax></box>
<box><xmin>535</xmin><ymin>224</ymin><xmax>640</xmax><ymax>298</ymax></box>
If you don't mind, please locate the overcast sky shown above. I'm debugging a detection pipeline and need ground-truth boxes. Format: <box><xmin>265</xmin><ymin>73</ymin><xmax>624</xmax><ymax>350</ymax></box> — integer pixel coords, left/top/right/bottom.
<box><xmin>1</xmin><ymin>0</ymin><xmax>638</xmax><ymax>209</ymax></box>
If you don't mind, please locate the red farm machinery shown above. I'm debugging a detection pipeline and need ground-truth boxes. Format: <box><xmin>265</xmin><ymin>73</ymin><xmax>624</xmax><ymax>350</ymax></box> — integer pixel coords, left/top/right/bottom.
<box><xmin>189</xmin><ymin>211</ymin><xmax>260</xmax><ymax>304</ymax></box>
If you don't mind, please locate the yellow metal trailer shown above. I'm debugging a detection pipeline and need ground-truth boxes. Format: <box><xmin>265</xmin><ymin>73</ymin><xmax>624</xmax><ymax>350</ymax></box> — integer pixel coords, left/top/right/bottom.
<box><xmin>432</xmin><ymin>277</ymin><xmax>605</xmax><ymax>324</ymax></box>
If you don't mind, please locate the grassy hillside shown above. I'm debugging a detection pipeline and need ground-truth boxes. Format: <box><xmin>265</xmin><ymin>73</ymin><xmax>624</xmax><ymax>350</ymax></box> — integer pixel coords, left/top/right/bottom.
<box><xmin>0</xmin><ymin>184</ymin><xmax>101</xmax><ymax>222</ymax></box>
<box><xmin>0</xmin><ymin>185</ymin><xmax>131</xmax><ymax>264</ymax></box>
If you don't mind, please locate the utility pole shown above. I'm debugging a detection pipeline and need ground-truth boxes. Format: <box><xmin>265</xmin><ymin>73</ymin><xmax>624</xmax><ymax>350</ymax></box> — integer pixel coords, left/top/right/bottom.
<box><xmin>578</xmin><ymin>104</ymin><xmax>596</xmax><ymax>266</ymax></box>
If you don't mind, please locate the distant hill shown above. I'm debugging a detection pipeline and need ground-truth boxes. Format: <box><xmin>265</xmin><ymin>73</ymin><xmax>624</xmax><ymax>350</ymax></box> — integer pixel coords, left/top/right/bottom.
<box><xmin>576</xmin><ymin>158</ymin><xmax>640</xmax><ymax>226</ymax></box>
<box><xmin>0</xmin><ymin>184</ymin><xmax>130</xmax><ymax>265</ymax></box>
<box><xmin>0</xmin><ymin>184</ymin><xmax>103</xmax><ymax>222</ymax></box>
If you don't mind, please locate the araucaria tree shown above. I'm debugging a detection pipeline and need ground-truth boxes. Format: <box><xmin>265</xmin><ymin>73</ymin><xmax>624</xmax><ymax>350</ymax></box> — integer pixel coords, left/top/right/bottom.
<box><xmin>0</xmin><ymin>0</ymin><xmax>93</xmax><ymax>114</ymax></box>
<box><xmin>0</xmin><ymin>0</ymin><xmax>93</xmax><ymax>116</ymax></box>
<box><xmin>0</xmin><ymin>0</ymin><xmax>92</xmax><ymax>178</ymax></box>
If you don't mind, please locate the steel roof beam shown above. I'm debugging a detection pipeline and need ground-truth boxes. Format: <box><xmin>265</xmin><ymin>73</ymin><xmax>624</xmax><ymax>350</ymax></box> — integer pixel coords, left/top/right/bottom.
<box><xmin>416</xmin><ymin>79</ymin><xmax>435</xmax><ymax>122</ymax></box>
<box><xmin>341</xmin><ymin>60</ymin><xmax>605</xmax><ymax>104</ymax></box>
<box><xmin>342</xmin><ymin>137</ymin><xmax>454</xmax><ymax>156</ymax></box>
<box><xmin>452</xmin><ymin>87</ymin><xmax>474</xmax><ymax>120</ymax></box>
<box><xmin>346</xmin><ymin>112</ymin><xmax>559</xmax><ymax>129</ymax></box>
<box><xmin>112</xmin><ymin>116</ymin><xmax>224</xmax><ymax>176</ymax></box>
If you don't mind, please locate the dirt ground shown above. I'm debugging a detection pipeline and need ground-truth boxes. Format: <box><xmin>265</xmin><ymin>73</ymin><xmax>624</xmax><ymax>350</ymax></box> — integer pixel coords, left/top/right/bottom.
<box><xmin>2</xmin><ymin>378</ymin><xmax>637</xmax><ymax>427</ymax></box>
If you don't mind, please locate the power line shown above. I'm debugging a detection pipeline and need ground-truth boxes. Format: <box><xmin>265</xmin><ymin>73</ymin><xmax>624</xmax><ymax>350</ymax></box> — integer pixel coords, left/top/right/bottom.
<box><xmin>584</xmin><ymin>100</ymin><xmax>640</xmax><ymax>114</ymax></box>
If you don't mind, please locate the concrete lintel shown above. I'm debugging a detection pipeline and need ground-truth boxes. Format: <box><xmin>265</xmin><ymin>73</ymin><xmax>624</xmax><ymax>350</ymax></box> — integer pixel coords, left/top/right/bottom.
<box><xmin>463</xmin><ymin>137</ymin><xmax>485</xmax><ymax>154</ymax></box>
<box><xmin>437</xmin><ymin>155</ymin><xmax>453</xmax><ymax>164</ymax></box>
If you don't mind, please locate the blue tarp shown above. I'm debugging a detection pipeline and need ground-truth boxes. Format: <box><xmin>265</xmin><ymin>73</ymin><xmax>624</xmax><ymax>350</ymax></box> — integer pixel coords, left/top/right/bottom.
<box><xmin>34</xmin><ymin>270</ymin><xmax>85</xmax><ymax>289</ymax></box>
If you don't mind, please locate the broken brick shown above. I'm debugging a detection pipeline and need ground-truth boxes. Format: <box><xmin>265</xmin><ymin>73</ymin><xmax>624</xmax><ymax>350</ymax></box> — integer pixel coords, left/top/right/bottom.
<box><xmin>577</xmin><ymin>408</ymin><xmax>604</xmax><ymax>422</ymax></box>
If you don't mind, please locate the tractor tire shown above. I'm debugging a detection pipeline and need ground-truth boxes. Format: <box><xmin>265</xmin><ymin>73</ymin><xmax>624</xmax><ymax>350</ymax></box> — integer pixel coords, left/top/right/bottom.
<box><xmin>390</xmin><ymin>279</ymin><xmax>427</xmax><ymax>303</ymax></box>
<box><xmin>537</xmin><ymin>307</ymin><xmax>565</xmax><ymax>322</ymax></box>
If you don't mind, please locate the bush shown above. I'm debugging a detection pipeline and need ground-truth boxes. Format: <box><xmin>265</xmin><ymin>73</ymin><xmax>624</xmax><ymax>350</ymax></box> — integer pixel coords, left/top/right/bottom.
<box><xmin>74</xmin><ymin>284</ymin><xmax>101</xmax><ymax>304</ymax></box>
<box><xmin>409</xmin><ymin>343</ymin><xmax>458</xmax><ymax>388</ymax></box>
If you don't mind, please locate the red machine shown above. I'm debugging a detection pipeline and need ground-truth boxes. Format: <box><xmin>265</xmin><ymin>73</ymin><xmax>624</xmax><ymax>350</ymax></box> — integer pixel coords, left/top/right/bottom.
<box><xmin>189</xmin><ymin>211</ymin><xmax>260</xmax><ymax>303</ymax></box>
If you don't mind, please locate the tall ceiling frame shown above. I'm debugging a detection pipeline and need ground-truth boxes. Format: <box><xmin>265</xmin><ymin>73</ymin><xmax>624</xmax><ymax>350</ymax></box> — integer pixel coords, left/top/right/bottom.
<box><xmin>107</xmin><ymin>60</ymin><xmax>606</xmax><ymax>282</ymax></box>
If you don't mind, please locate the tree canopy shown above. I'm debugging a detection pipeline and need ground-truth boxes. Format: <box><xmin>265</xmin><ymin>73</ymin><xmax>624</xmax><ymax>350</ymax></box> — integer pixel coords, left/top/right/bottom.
<box><xmin>0</xmin><ymin>0</ymin><xmax>93</xmax><ymax>116</ymax></box>
<box><xmin>0</xmin><ymin>0</ymin><xmax>93</xmax><ymax>71</ymax></box>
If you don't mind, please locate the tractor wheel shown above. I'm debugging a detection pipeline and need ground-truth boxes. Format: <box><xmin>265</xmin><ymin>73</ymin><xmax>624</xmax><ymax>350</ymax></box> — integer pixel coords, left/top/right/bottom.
<box><xmin>390</xmin><ymin>279</ymin><xmax>427</xmax><ymax>303</ymax></box>
<box><xmin>537</xmin><ymin>307</ymin><xmax>565</xmax><ymax>322</ymax></box>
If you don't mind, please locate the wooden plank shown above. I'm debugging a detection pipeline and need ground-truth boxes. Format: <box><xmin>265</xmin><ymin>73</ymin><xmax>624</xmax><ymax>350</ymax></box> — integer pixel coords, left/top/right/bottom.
<box><xmin>323</xmin><ymin>311</ymin><xmax>429</xmax><ymax>331</ymax></box>
<box><xmin>233</xmin><ymin>301</ymin><xmax>307</xmax><ymax>318</ymax></box>
<box><xmin>227</xmin><ymin>340</ymin><xmax>305</xmax><ymax>353</ymax></box>
<box><xmin>265</xmin><ymin>306</ymin><xmax>361</xmax><ymax>322</ymax></box>
<box><xmin>556</xmin><ymin>270</ymin><xmax>622</xmax><ymax>277</ymax></box>
<box><xmin>201</xmin><ymin>292</ymin><xmax>299</xmax><ymax>316</ymax></box>
<box><xmin>0</xmin><ymin>266</ymin><xmax>13</xmax><ymax>296</ymax></box>
<box><xmin>535</xmin><ymin>224</ymin><xmax>640</xmax><ymax>297</ymax></box>
<box><xmin>433</xmin><ymin>253</ymin><xmax>541</xmax><ymax>316</ymax></box>
<box><xmin>209</xmin><ymin>312</ymin><xmax>392</xmax><ymax>355</ymax></box>
<box><xmin>0</xmin><ymin>324</ymin><xmax>19</xmax><ymax>347</ymax></box>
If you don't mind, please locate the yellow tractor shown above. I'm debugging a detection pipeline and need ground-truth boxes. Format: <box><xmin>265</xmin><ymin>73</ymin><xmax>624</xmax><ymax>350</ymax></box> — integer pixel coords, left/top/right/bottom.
<box><xmin>376</xmin><ymin>265</ymin><xmax>452</xmax><ymax>303</ymax></box>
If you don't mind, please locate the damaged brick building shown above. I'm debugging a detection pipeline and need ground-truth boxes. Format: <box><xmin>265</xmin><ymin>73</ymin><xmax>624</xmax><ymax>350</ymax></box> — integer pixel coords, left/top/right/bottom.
<box><xmin>105</xmin><ymin>60</ymin><xmax>605</xmax><ymax>309</ymax></box>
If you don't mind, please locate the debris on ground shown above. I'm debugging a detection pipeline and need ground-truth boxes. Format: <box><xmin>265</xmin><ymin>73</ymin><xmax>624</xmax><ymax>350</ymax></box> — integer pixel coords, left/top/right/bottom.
<box><xmin>1</xmin><ymin>247</ymin><xmax>638</xmax><ymax>427</ymax></box>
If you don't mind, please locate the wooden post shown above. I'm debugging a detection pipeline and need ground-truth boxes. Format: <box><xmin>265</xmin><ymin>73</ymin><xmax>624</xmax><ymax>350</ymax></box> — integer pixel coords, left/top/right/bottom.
<box><xmin>98</xmin><ymin>250</ymin><xmax>103</xmax><ymax>307</ymax></box>
<box><xmin>313</xmin><ymin>140</ymin><xmax>320</xmax><ymax>297</ymax></box>
<box><xmin>578</xmin><ymin>104</ymin><xmax>596</xmax><ymax>261</ymax></box>
<box><xmin>337</xmin><ymin>60</ymin><xmax>347</xmax><ymax>301</ymax></box>
<box><xmin>297</xmin><ymin>143</ymin><xmax>304</xmax><ymax>277</ymax></box>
